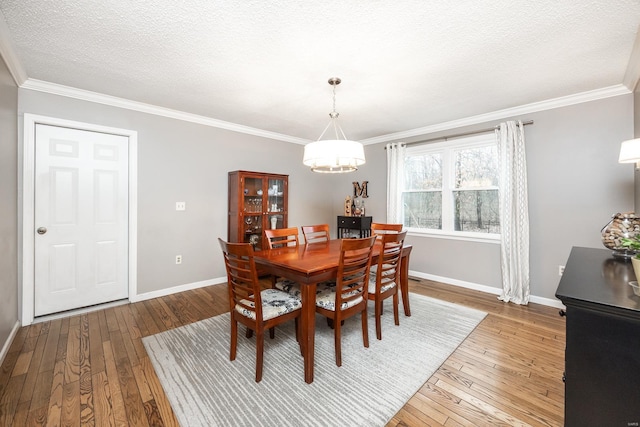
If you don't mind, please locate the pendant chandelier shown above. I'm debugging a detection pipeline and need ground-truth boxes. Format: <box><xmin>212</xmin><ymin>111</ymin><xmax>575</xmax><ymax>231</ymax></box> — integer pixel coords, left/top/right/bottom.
<box><xmin>302</xmin><ymin>77</ymin><xmax>365</xmax><ymax>173</ymax></box>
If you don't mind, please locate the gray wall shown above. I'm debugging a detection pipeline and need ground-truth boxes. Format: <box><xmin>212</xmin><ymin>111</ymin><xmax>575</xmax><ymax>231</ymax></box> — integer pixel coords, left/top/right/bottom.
<box><xmin>14</xmin><ymin>88</ymin><xmax>636</xmax><ymax>311</ymax></box>
<box><xmin>0</xmin><ymin>55</ymin><xmax>18</xmax><ymax>349</ymax></box>
<box><xmin>17</xmin><ymin>90</ymin><xmax>338</xmax><ymax>296</ymax></box>
<box><xmin>345</xmin><ymin>94</ymin><xmax>634</xmax><ymax>303</ymax></box>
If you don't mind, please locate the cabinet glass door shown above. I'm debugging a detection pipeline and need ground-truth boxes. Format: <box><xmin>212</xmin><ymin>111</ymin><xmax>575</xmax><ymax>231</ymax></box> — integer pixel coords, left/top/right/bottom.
<box><xmin>267</xmin><ymin>177</ymin><xmax>285</xmax><ymax>213</ymax></box>
<box><xmin>267</xmin><ymin>177</ymin><xmax>286</xmax><ymax>232</ymax></box>
<box><xmin>242</xmin><ymin>176</ymin><xmax>264</xmax><ymax>248</ymax></box>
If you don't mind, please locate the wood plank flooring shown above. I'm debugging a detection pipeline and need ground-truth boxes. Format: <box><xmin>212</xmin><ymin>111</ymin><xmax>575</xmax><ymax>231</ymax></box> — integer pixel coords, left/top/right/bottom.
<box><xmin>0</xmin><ymin>279</ymin><xmax>565</xmax><ymax>426</ymax></box>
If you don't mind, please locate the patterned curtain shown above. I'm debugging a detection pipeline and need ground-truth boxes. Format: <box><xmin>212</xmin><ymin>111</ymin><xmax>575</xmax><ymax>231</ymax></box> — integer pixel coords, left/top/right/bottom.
<box><xmin>496</xmin><ymin>121</ymin><xmax>530</xmax><ymax>305</ymax></box>
<box><xmin>386</xmin><ymin>143</ymin><xmax>406</xmax><ymax>223</ymax></box>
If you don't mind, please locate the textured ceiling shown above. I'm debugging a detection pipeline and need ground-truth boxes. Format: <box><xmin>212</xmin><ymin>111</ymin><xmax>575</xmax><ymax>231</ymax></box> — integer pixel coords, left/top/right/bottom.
<box><xmin>1</xmin><ymin>0</ymin><xmax>639</xmax><ymax>142</ymax></box>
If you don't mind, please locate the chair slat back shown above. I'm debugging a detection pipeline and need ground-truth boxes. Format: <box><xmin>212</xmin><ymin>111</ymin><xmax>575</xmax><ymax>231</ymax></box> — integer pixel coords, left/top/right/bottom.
<box><xmin>336</xmin><ymin>236</ymin><xmax>376</xmax><ymax>306</ymax></box>
<box><xmin>218</xmin><ymin>238</ymin><xmax>263</xmax><ymax>320</ymax></box>
<box><xmin>301</xmin><ymin>224</ymin><xmax>330</xmax><ymax>244</ymax></box>
<box><xmin>264</xmin><ymin>227</ymin><xmax>299</xmax><ymax>249</ymax></box>
<box><xmin>374</xmin><ymin>231</ymin><xmax>407</xmax><ymax>291</ymax></box>
<box><xmin>371</xmin><ymin>222</ymin><xmax>403</xmax><ymax>238</ymax></box>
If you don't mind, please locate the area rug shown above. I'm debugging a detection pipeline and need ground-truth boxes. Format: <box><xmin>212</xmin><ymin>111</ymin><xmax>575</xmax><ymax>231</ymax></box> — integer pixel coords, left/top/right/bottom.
<box><xmin>142</xmin><ymin>293</ymin><xmax>486</xmax><ymax>427</ymax></box>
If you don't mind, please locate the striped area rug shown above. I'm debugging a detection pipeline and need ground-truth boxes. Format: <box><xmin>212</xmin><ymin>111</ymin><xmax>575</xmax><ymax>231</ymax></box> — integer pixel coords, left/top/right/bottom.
<box><xmin>142</xmin><ymin>293</ymin><xmax>486</xmax><ymax>427</ymax></box>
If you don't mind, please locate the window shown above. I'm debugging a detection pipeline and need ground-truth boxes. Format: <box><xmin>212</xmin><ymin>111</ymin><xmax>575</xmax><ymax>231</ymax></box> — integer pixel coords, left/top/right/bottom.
<box><xmin>402</xmin><ymin>134</ymin><xmax>500</xmax><ymax>237</ymax></box>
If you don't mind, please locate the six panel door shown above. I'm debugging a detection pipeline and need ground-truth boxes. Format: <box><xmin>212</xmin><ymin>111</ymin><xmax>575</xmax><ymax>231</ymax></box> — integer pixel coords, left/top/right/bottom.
<box><xmin>34</xmin><ymin>124</ymin><xmax>129</xmax><ymax>316</ymax></box>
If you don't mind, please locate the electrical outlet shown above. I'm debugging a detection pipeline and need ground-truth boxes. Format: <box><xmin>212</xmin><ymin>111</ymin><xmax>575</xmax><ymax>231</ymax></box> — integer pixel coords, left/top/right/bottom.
<box><xmin>176</xmin><ymin>202</ymin><xmax>186</xmax><ymax>211</ymax></box>
<box><xmin>176</xmin><ymin>255</ymin><xmax>182</xmax><ymax>264</ymax></box>
<box><xmin>558</xmin><ymin>265</ymin><xmax>565</xmax><ymax>276</ymax></box>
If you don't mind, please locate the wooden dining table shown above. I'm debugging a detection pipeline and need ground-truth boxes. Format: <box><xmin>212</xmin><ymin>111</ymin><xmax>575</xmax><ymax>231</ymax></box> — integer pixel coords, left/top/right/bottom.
<box><xmin>253</xmin><ymin>239</ymin><xmax>413</xmax><ymax>384</ymax></box>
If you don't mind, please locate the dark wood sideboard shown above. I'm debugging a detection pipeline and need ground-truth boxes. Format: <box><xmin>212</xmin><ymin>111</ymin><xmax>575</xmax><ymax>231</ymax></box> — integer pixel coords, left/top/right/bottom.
<box><xmin>336</xmin><ymin>215</ymin><xmax>372</xmax><ymax>238</ymax></box>
<box><xmin>555</xmin><ymin>246</ymin><xmax>640</xmax><ymax>426</ymax></box>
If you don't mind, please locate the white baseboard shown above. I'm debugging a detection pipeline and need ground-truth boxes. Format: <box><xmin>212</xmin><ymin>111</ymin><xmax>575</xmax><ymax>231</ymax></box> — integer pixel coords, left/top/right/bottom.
<box><xmin>409</xmin><ymin>270</ymin><xmax>565</xmax><ymax>309</ymax></box>
<box><xmin>26</xmin><ymin>270</ymin><xmax>565</xmax><ymax>329</ymax></box>
<box><xmin>0</xmin><ymin>320</ymin><xmax>21</xmax><ymax>367</ymax></box>
<box><xmin>25</xmin><ymin>278</ymin><xmax>228</xmax><ymax>326</ymax></box>
<box><xmin>529</xmin><ymin>294</ymin><xmax>565</xmax><ymax>309</ymax></box>
<box><xmin>132</xmin><ymin>272</ymin><xmax>566</xmax><ymax>309</ymax></box>
<box><xmin>3</xmin><ymin>271</ymin><xmax>563</xmax><ymax>359</ymax></box>
<box><xmin>130</xmin><ymin>277</ymin><xmax>227</xmax><ymax>303</ymax></box>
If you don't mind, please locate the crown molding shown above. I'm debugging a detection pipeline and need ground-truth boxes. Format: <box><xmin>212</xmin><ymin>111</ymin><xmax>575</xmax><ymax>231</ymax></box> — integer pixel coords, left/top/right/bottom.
<box><xmin>0</xmin><ymin>11</ymin><xmax>27</xmax><ymax>85</ymax></box>
<box><xmin>362</xmin><ymin>84</ymin><xmax>632</xmax><ymax>145</ymax></box>
<box><xmin>18</xmin><ymin>77</ymin><xmax>631</xmax><ymax>147</ymax></box>
<box><xmin>20</xmin><ymin>78</ymin><xmax>310</xmax><ymax>145</ymax></box>
<box><xmin>623</xmin><ymin>26</ymin><xmax>640</xmax><ymax>92</ymax></box>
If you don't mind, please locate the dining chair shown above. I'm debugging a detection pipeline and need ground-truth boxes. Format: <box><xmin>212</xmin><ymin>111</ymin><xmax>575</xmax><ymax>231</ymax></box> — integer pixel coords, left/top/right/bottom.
<box><xmin>368</xmin><ymin>231</ymin><xmax>407</xmax><ymax>340</ymax></box>
<box><xmin>301</xmin><ymin>224</ymin><xmax>330</xmax><ymax>244</ymax></box>
<box><xmin>369</xmin><ymin>222</ymin><xmax>403</xmax><ymax>275</ymax></box>
<box><xmin>264</xmin><ymin>227</ymin><xmax>299</xmax><ymax>249</ymax></box>
<box><xmin>263</xmin><ymin>227</ymin><xmax>304</xmax><ymax>296</ymax></box>
<box><xmin>264</xmin><ymin>228</ymin><xmax>335</xmax><ymax>299</ymax></box>
<box><xmin>218</xmin><ymin>238</ymin><xmax>302</xmax><ymax>382</ymax></box>
<box><xmin>315</xmin><ymin>235</ymin><xmax>377</xmax><ymax>367</ymax></box>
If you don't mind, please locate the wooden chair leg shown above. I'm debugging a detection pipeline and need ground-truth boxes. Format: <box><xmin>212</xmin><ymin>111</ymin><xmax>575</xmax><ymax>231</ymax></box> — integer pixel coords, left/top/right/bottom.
<box><xmin>334</xmin><ymin>315</ymin><xmax>342</xmax><ymax>367</ymax></box>
<box><xmin>230</xmin><ymin>318</ymin><xmax>238</xmax><ymax>361</ymax></box>
<box><xmin>375</xmin><ymin>299</ymin><xmax>383</xmax><ymax>340</ymax></box>
<box><xmin>246</xmin><ymin>327</ymin><xmax>253</xmax><ymax>338</ymax></box>
<box><xmin>269</xmin><ymin>327</ymin><xmax>275</xmax><ymax>339</ymax></box>
<box><xmin>362</xmin><ymin>307</ymin><xmax>369</xmax><ymax>348</ymax></box>
<box><xmin>393</xmin><ymin>293</ymin><xmax>400</xmax><ymax>326</ymax></box>
<box><xmin>255</xmin><ymin>328</ymin><xmax>264</xmax><ymax>383</ymax></box>
<box><xmin>326</xmin><ymin>318</ymin><xmax>344</xmax><ymax>329</ymax></box>
<box><xmin>295</xmin><ymin>317</ymin><xmax>303</xmax><ymax>356</ymax></box>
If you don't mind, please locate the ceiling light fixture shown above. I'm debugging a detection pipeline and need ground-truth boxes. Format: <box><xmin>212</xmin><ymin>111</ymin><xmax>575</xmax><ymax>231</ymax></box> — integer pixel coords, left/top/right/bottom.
<box><xmin>303</xmin><ymin>77</ymin><xmax>365</xmax><ymax>173</ymax></box>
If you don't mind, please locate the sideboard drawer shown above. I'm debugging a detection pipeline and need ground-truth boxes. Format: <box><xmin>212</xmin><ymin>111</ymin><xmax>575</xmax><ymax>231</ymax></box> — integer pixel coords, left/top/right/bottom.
<box><xmin>338</xmin><ymin>216</ymin><xmax>362</xmax><ymax>228</ymax></box>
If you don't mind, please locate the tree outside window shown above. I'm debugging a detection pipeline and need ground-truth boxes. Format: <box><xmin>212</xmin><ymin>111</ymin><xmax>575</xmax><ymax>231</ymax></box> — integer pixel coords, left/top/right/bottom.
<box><xmin>402</xmin><ymin>134</ymin><xmax>500</xmax><ymax>236</ymax></box>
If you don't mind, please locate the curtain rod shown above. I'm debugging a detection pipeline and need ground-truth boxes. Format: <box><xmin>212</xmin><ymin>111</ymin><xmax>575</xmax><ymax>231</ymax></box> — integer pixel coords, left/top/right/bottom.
<box><xmin>393</xmin><ymin>120</ymin><xmax>534</xmax><ymax>148</ymax></box>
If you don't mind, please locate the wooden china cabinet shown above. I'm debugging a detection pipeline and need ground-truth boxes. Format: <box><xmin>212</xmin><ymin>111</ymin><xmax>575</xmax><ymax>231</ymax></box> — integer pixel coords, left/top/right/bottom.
<box><xmin>228</xmin><ymin>170</ymin><xmax>288</xmax><ymax>251</ymax></box>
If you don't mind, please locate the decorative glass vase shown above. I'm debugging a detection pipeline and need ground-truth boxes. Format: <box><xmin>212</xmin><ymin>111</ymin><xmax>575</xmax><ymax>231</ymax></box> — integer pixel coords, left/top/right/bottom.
<box><xmin>601</xmin><ymin>212</ymin><xmax>640</xmax><ymax>258</ymax></box>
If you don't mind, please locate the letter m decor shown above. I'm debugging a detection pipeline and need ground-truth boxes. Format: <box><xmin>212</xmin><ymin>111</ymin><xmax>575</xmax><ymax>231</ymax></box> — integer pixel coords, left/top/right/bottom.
<box><xmin>352</xmin><ymin>181</ymin><xmax>369</xmax><ymax>198</ymax></box>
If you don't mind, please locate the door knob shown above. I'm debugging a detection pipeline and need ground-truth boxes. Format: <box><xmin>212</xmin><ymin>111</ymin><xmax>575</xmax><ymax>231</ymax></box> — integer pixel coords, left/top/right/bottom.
<box><xmin>37</xmin><ymin>227</ymin><xmax>47</xmax><ymax>235</ymax></box>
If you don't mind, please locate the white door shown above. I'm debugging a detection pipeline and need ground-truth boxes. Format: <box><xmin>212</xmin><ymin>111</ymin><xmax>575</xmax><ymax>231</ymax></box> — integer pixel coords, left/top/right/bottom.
<box><xmin>34</xmin><ymin>124</ymin><xmax>129</xmax><ymax>316</ymax></box>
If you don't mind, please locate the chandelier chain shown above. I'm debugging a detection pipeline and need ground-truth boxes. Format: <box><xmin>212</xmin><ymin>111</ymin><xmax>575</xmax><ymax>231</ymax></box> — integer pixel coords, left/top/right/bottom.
<box><xmin>332</xmin><ymin>82</ymin><xmax>336</xmax><ymax>115</ymax></box>
<box><xmin>329</xmin><ymin>77</ymin><xmax>340</xmax><ymax>119</ymax></box>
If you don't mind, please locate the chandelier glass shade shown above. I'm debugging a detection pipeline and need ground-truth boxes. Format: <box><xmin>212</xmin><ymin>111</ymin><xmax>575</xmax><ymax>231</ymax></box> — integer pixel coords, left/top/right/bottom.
<box><xmin>303</xmin><ymin>139</ymin><xmax>366</xmax><ymax>173</ymax></box>
<box><xmin>302</xmin><ymin>77</ymin><xmax>365</xmax><ymax>173</ymax></box>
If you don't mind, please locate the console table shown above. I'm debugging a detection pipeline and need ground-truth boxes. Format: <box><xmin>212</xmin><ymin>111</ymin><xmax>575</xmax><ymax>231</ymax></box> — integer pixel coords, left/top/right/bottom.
<box><xmin>337</xmin><ymin>216</ymin><xmax>372</xmax><ymax>238</ymax></box>
<box><xmin>555</xmin><ymin>246</ymin><xmax>640</xmax><ymax>426</ymax></box>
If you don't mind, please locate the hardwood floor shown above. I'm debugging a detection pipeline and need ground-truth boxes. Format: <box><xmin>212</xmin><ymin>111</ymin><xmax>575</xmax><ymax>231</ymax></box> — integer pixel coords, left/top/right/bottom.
<box><xmin>0</xmin><ymin>278</ymin><xmax>565</xmax><ymax>426</ymax></box>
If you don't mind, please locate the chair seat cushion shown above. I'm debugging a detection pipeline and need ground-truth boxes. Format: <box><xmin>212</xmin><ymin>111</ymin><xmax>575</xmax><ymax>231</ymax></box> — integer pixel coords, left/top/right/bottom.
<box><xmin>275</xmin><ymin>279</ymin><xmax>335</xmax><ymax>299</ymax></box>
<box><xmin>369</xmin><ymin>264</ymin><xmax>396</xmax><ymax>277</ymax></box>
<box><xmin>235</xmin><ymin>288</ymin><xmax>302</xmax><ymax>321</ymax></box>
<box><xmin>315</xmin><ymin>288</ymin><xmax>363</xmax><ymax>311</ymax></box>
<box><xmin>368</xmin><ymin>276</ymin><xmax>396</xmax><ymax>294</ymax></box>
